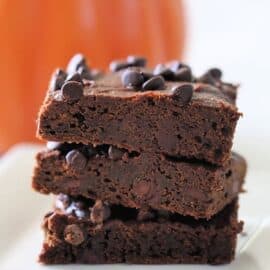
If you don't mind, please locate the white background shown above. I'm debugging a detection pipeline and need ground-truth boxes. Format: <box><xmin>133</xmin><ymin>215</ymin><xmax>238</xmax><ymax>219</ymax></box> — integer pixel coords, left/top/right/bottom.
<box><xmin>185</xmin><ymin>0</ymin><xmax>270</xmax><ymax>171</ymax></box>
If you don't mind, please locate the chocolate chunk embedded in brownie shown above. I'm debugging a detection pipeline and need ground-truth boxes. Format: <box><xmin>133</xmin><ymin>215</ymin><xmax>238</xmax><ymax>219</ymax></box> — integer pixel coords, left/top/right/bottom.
<box><xmin>32</xmin><ymin>142</ymin><xmax>246</xmax><ymax>219</ymax></box>
<box><xmin>39</xmin><ymin>196</ymin><xmax>242</xmax><ymax>265</ymax></box>
<box><xmin>37</xmin><ymin>55</ymin><xmax>240</xmax><ymax>165</ymax></box>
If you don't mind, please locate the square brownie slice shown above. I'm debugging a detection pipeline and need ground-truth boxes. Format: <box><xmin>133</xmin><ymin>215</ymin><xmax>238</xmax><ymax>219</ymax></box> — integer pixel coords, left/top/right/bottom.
<box><xmin>37</xmin><ymin>55</ymin><xmax>240</xmax><ymax>165</ymax></box>
<box><xmin>39</xmin><ymin>195</ymin><xmax>242</xmax><ymax>265</ymax></box>
<box><xmin>32</xmin><ymin>142</ymin><xmax>246</xmax><ymax>219</ymax></box>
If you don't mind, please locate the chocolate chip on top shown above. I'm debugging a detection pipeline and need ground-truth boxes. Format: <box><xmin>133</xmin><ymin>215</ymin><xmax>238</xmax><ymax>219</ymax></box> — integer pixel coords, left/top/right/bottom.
<box><xmin>77</xmin><ymin>66</ymin><xmax>93</xmax><ymax>80</ymax></box>
<box><xmin>61</xmin><ymin>81</ymin><xmax>83</xmax><ymax>100</ymax></box>
<box><xmin>121</xmin><ymin>69</ymin><xmax>144</xmax><ymax>89</ymax></box>
<box><xmin>209</xmin><ymin>68</ymin><xmax>222</xmax><ymax>79</ymax></box>
<box><xmin>141</xmin><ymin>71</ymin><xmax>153</xmax><ymax>81</ymax></box>
<box><xmin>127</xmin><ymin>55</ymin><xmax>147</xmax><ymax>67</ymax></box>
<box><xmin>66</xmin><ymin>53</ymin><xmax>103</xmax><ymax>81</ymax></box>
<box><xmin>196</xmin><ymin>67</ymin><xmax>223</xmax><ymax>85</ymax></box>
<box><xmin>66</xmin><ymin>72</ymin><xmax>83</xmax><ymax>84</ymax></box>
<box><xmin>49</xmin><ymin>68</ymin><xmax>67</xmax><ymax>91</ymax></box>
<box><xmin>153</xmin><ymin>64</ymin><xmax>174</xmax><ymax>80</ymax></box>
<box><xmin>171</xmin><ymin>84</ymin><xmax>193</xmax><ymax>105</ymax></box>
<box><xmin>153</xmin><ymin>61</ymin><xmax>193</xmax><ymax>82</ymax></box>
<box><xmin>142</xmin><ymin>75</ymin><xmax>165</xmax><ymax>90</ymax></box>
<box><xmin>120</xmin><ymin>67</ymin><xmax>165</xmax><ymax>91</ymax></box>
<box><xmin>169</xmin><ymin>60</ymin><xmax>187</xmax><ymax>72</ymax></box>
<box><xmin>67</xmin><ymin>53</ymin><xmax>87</xmax><ymax>74</ymax></box>
<box><xmin>174</xmin><ymin>66</ymin><xmax>192</xmax><ymax>82</ymax></box>
<box><xmin>109</xmin><ymin>61</ymin><xmax>130</xmax><ymax>72</ymax></box>
<box><xmin>58</xmin><ymin>53</ymin><xmax>106</xmax><ymax>100</ymax></box>
<box><xmin>110</xmin><ymin>55</ymin><xmax>147</xmax><ymax>72</ymax></box>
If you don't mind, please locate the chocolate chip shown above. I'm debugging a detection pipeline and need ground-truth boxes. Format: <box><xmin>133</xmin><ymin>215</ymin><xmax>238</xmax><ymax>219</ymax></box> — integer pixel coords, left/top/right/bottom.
<box><xmin>46</xmin><ymin>141</ymin><xmax>63</xmax><ymax>150</ymax></box>
<box><xmin>108</xmin><ymin>146</ymin><xmax>125</xmax><ymax>160</ymax></box>
<box><xmin>65</xmin><ymin>201</ymin><xmax>88</xmax><ymax>218</ymax></box>
<box><xmin>140</xmin><ymin>71</ymin><xmax>153</xmax><ymax>81</ymax></box>
<box><xmin>109</xmin><ymin>60</ymin><xmax>130</xmax><ymax>72</ymax></box>
<box><xmin>169</xmin><ymin>60</ymin><xmax>185</xmax><ymax>72</ymax></box>
<box><xmin>57</xmin><ymin>194</ymin><xmax>71</xmax><ymax>209</ymax></box>
<box><xmin>142</xmin><ymin>76</ymin><xmax>165</xmax><ymax>90</ymax></box>
<box><xmin>171</xmin><ymin>84</ymin><xmax>193</xmax><ymax>105</ymax></box>
<box><xmin>137</xmin><ymin>208</ymin><xmax>155</xmax><ymax>221</ymax></box>
<box><xmin>121</xmin><ymin>70</ymin><xmax>144</xmax><ymax>89</ymax></box>
<box><xmin>66</xmin><ymin>72</ymin><xmax>83</xmax><ymax>84</ymax></box>
<box><xmin>133</xmin><ymin>180</ymin><xmax>151</xmax><ymax>197</ymax></box>
<box><xmin>67</xmin><ymin>53</ymin><xmax>86</xmax><ymax>74</ymax></box>
<box><xmin>96</xmin><ymin>144</ymin><xmax>110</xmax><ymax>156</ymax></box>
<box><xmin>61</xmin><ymin>81</ymin><xmax>83</xmax><ymax>100</ymax></box>
<box><xmin>64</xmin><ymin>224</ymin><xmax>85</xmax><ymax>246</ymax></box>
<box><xmin>77</xmin><ymin>66</ymin><xmax>93</xmax><ymax>80</ymax></box>
<box><xmin>90</xmin><ymin>200</ymin><xmax>111</xmax><ymax>224</ymax></box>
<box><xmin>174</xmin><ymin>67</ymin><xmax>192</xmax><ymax>82</ymax></box>
<box><xmin>196</xmin><ymin>68</ymin><xmax>222</xmax><ymax>85</ymax></box>
<box><xmin>74</xmin><ymin>208</ymin><xmax>88</xmax><ymax>219</ymax></box>
<box><xmin>153</xmin><ymin>64</ymin><xmax>175</xmax><ymax>80</ymax></box>
<box><xmin>83</xmin><ymin>145</ymin><xmax>97</xmax><ymax>158</ymax></box>
<box><xmin>209</xmin><ymin>68</ymin><xmax>222</xmax><ymax>80</ymax></box>
<box><xmin>49</xmin><ymin>68</ymin><xmax>67</xmax><ymax>91</ymax></box>
<box><xmin>55</xmin><ymin>195</ymin><xmax>71</xmax><ymax>211</ymax></box>
<box><xmin>127</xmin><ymin>55</ymin><xmax>147</xmax><ymax>67</ymax></box>
<box><xmin>65</xmin><ymin>149</ymin><xmax>87</xmax><ymax>171</ymax></box>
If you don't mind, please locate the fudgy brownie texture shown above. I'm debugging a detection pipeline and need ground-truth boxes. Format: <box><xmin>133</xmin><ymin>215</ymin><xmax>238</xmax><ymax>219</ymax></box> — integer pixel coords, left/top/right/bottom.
<box><xmin>37</xmin><ymin>54</ymin><xmax>240</xmax><ymax>165</ymax></box>
<box><xmin>39</xmin><ymin>195</ymin><xmax>242</xmax><ymax>265</ymax></box>
<box><xmin>33</xmin><ymin>143</ymin><xmax>247</xmax><ymax>219</ymax></box>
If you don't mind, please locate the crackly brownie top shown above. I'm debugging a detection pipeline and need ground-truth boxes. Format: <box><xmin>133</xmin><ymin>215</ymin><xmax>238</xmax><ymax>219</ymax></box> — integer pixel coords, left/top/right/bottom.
<box><xmin>48</xmin><ymin>54</ymin><xmax>238</xmax><ymax>108</ymax></box>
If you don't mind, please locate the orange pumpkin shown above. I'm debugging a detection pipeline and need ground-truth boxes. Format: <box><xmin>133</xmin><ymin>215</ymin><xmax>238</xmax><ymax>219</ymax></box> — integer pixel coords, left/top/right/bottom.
<box><xmin>0</xmin><ymin>0</ymin><xmax>185</xmax><ymax>151</ymax></box>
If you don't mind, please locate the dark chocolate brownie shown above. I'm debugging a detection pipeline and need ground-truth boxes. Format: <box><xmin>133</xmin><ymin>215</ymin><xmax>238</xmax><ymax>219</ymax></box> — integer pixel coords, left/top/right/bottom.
<box><xmin>32</xmin><ymin>143</ymin><xmax>246</xmax><ymax>219</ymax></box>
<box><xmin>37</xmin><ymin>54</ymin><xmax>240</xmax><ymax>165</ymax></box>
<box><xmin>39</xmin><ymin>195</ymin><xmax>242</xmax><ymax>265</ymax></box>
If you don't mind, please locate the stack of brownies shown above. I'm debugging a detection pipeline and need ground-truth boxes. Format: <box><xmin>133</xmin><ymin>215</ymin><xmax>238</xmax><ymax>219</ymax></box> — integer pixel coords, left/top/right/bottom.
<box><xmin>32</xmin><ymin>54</ymin><xmax>247</xmax><ymax>265</ymax></box>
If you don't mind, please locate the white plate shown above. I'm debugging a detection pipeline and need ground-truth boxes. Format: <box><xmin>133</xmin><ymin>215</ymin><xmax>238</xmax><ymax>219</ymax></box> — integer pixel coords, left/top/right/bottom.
<box><xmin>0</xmin><ymin>144</ymin><xmax>270</xmax><ymax>270</ymax></box>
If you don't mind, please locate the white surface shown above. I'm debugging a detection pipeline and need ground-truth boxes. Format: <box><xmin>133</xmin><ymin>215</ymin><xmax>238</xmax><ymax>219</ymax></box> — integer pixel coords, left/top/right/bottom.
<box><xmin>0</xmin><ymin>144</ymin><xmax>270</xmax><ymax>269</ymax></box>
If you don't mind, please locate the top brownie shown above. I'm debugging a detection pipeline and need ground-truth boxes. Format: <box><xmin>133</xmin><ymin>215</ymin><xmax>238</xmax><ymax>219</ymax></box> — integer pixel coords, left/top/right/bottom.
<box><xmin>37</xmin><ymin>54</ymin><xmax>240</xmax><ymax>165</ymax></box>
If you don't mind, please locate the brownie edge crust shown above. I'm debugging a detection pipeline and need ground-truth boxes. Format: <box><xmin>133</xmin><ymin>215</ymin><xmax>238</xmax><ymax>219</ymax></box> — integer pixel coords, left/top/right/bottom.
<box><xmin>39</xmin><ymin>196</ymin><xmax>242</xmax><ymax>265</ymax></box>
<box><xmin>37</xmin><ymin>69</ymin><xmax>240</xmax><ymax>165</ymax></box>
<box><xmin>33</xmin><ymin>146</ymin><xmax>247</xmax><ymax>219</ymax></box>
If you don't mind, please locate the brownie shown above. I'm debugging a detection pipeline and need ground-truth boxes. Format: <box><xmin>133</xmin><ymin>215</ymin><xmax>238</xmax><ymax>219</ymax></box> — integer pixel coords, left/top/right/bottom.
<box><xmin>32</xmin><ymin>143</ymin><xmax>246</xmax><ymax>219</ymax></box>
<box><xmin>37</xmin><ymin>55</ymin><xmax>240</xmax><ymax>165</ymax></box>
<box><xmin>39</xmin><ymin>195</ymin><xmax>242</xmax><ymax>265</ymax></box>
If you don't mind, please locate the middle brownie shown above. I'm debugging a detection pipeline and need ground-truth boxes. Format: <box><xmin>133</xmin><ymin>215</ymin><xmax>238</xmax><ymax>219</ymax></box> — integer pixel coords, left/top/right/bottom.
<box><xmin>33</xmin><ymin>143</ymin><xmax>246</xmax><ymax>219</ymax></box>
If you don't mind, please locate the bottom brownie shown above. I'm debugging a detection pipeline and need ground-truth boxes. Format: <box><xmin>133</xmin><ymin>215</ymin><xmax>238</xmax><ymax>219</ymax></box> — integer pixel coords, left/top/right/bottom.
<box><xmin>39</xmin><ymin>195</ymin><xmax>242</xmax><ymax>265</ymax></box>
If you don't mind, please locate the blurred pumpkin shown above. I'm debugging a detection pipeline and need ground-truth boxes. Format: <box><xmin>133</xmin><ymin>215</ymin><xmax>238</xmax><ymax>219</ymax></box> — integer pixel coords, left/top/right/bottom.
<box><xmin>0</xmin><ymin>0</ymin><xmax>185</xmax><ymax>151</ymax></box>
